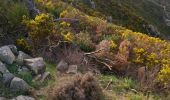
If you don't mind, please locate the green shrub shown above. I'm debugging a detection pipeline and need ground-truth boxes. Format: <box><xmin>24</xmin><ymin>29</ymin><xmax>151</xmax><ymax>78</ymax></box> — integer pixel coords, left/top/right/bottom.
<box><xmin>0</xmin><ymin>0</ymin><xmax>29</xmax><ymax>43</ymax></box>
<box><xmin>75</xmin><ymin>31</ymin><xmax>95</xmax><ymax>52</ymax></box>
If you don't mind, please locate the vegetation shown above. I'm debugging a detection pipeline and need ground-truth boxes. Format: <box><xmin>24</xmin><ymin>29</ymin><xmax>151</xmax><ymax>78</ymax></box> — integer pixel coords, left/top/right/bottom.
<box><xmin>0</xmin><ymin>0</ymin><xmax>170</xmax><ymax>99</ymax></box>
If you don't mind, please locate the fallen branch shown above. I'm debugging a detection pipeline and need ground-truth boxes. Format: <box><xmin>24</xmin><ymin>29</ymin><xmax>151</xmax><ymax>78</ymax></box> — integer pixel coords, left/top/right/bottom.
<box><xmin>54</xmin><ymin>18</ymin><xmax>79</xmax><ymax>22</ymax></box>
<box><xmin>87</xmin><ymin>55</ymin><xmax>112</xmax><ymax>70</ymax></box>
<box><xmin>84</xmin><ymin>48</ymin><xmax>105</xmax><ymax>56</ymax></box>
<box><xmin>104</xmin><ymin>79</ymin><xmax>113</xmax><ymax>90</ymax></box>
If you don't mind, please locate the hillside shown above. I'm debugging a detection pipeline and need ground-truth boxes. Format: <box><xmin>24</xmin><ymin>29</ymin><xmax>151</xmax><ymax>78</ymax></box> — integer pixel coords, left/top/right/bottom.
<box><xmin>0</xmin><ymin>0</ymin><xmax>170</xmax><ymax>100</ymax></box>
<box><xmin>72</xmin><ymin>0</ymin><xmax>170</xmax><ymax>39</ymax></box>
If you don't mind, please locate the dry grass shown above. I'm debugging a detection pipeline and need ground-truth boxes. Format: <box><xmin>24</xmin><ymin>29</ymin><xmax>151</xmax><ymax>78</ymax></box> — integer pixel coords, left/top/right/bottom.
<box><xmin>49</xmin><ymin>73</ymin><xmax>104</xmax><ymax>100</ymax></box>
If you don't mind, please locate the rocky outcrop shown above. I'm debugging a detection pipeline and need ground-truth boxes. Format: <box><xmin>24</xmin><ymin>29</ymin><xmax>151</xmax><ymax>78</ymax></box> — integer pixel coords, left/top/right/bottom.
<box><xmin>0</xmin><ymin>45</ymin><xmax>50</xmax><ymax>97</ymax></box>
<box><xmin>0</xmin><ymin>46</ymin><xmax>15</xmax><ymax>64</ymax></box>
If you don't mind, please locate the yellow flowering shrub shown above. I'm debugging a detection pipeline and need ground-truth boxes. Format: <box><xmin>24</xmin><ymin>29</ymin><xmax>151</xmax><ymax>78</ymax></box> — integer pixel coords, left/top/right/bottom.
<box><xmin>146</xmin><ymin>53</ymin><xmax>159</xmax><ymax>67</ymax></box>
<box><xmin>35</xmin><ymin>0</ymin><xmax>54</xmax><ymax>10</ymax></box>
<box><xmin>22</xmin><ymin>13</ymin><xmax>56</xmax><ymax>47</ymax></box>
<box><xmin>158</xmin><ymin>64</ymin><xmax>170</xmax><ymax>85</ymax></box>
<box><xmin>132</xmin><ymin>47</ymin><xmax>146</xmax><ymax>64</ymax></box>
<box><xmin>110</xmin><ymin>40</ymin><xmax>117</xmax><ymax>51</ymax></box>
<box><xmin>61</xmin><ymin>32</ymin><xmax>74</xmax><ymax>42</ymax></box>
<box><xmin>60</xmin><ymin>10</ymin><xmax>68</xmax><ymax>18</ymax></box>
<box><xmin>16</xmin><ymin>38</ymin><xmax>32</xmax><ymax>52</ymax></box>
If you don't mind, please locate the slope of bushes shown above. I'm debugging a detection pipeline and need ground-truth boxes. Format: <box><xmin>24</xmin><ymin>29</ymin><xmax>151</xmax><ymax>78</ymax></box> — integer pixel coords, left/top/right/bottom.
<box><xmin>27</xmin><ymin>0</ymin><xmax>170</xmax><ymax>92</ymax></box>
<box><xmin>67</xmin><ymin>0</ymin><xmax>170</xmax><ymax>39</ymax></box>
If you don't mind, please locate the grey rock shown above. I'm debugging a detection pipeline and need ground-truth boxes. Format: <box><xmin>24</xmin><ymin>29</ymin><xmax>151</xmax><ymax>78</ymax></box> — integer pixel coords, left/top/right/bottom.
<box><xmin>2</xmin><ymin>72</ymin><xmax>15</xmax><ymax>87</ymax></box>
<box><xmin>22</xmin><ymin>0</ymin><xmax>40</xmax><ymax>17</ymax></box>
<box><xmin>16</xmin><ymin>51</ymin><xmax>32</xmax><ymax>66</ymax></box>
<box><xmin>91</xmin><ymin>1</ymin><xmax>96</xmax><ymax>9</ymax></box>
<box><xmin>10</xmin><ymin>77</ymin><xmax>31</xmax><ymax>92</ymax></box>
<box><xmin>107</xmin><ymin>16</ymin><xmax>113</xmax><ymax>23</ymax></box>
<box><xmin>67</xmin><ymin>65</ymin><xmax>78</xmax><ymax>74</ymax></box>
<box><xmin>0</xmin><ymin>46</ymin><xmax>15</xmax><ymax>64</ymax></box>
<box><xmin>40</xmin><ymin>72</ymin><xmax>50</xmax><ymax>82</ymax></box>
<box><xmin>24</xmin><ymin>57</ymin><xmax>46</xmax><ymax>75</ymax></box>
<box><xmin>0</xmin><ymin>97</ymin><xmax>7</xmax><ymax>100</ymax></box>
<box><xmin>15</xmin><ymin>95</ymin><xmax>35</xmax><ymax>100</ymax></box>
<box><xmin>0</xmin><ymin>61</ymin><xmax>9</xmax><ymax>74</ymax></box>
<box><xmin>56</xmin><ymin>60</ymin><xmax>69</xmax><ymax>73</ymax></box>
<box><xmin>8</xmin><ymin>45</ymin><xmax>18</xmax><ymax>56</ymax></box>
<box><xmin>18</xmin><ymin>66</ymin><xmax>30</xmax><ymax>73</ymax></box>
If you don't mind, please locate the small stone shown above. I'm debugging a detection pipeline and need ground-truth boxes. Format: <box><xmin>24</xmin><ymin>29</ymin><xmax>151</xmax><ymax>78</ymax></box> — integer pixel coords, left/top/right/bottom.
<box><xmin>10</xmin><ymin>77</ymin><xmax>31</xmax><ymax>92</ymax></box>
<box><xmin>24</xmin><ymin>57</ymin><xmax>46</xmax><ymax>75</ymax></box>
<box><xmin>40</xmin><ymin>72</ymin><xmax>50</xmax><ymax>82</ymax></box>
<box><xmin>2</xmin><ymin>72</ymin><xmax>15</xmax><ymax>87</ymax></box>
<box><xmin>16</xmin><ymin>51</ymin><xmax>32</xmax><ymax>66</ymax></box>
<box><xmin>15</xmin><ymin>95</ymin><xmax>35</xmax><ymax>100</ymax></box>
<box><xmin>56</xmin><ymin>60</ymin><xmax>68</xmax><ymax>73</ymax></box>
<box><xmin>0</xmin><ymin>46</ymin><xmax>15</xmax><ymax>64</ymax></box>
<box><xmin>67</xmin><ymin>65</ymin><xmax>78</xmax><ymax>74</ymax></box>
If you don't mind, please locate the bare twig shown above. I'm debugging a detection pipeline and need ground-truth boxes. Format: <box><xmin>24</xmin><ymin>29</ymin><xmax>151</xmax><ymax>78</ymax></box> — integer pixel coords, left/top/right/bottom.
<box><xmin>54</xmin><ymin>18</ymin><xmax>79</xmax><ymax>22</ymax></box>
<box><xmin>87</xmin><ymin>55</ymin><xmax>112</xmax><ymax>70</ymax></box>
<box><xmin>104</xmin><ymin>79</ymin><xmax>113</xmax><ymax>90</ymax></box>
<box><xmin>84</xmin><ymin>48</ymin><xmax>105</xmax><ymax>56</ymax></box>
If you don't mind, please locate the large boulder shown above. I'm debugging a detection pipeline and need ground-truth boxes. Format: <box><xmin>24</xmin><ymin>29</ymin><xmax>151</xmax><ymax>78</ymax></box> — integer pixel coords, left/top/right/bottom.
<box><xmin>0</xmin><ymin>61</ymin><xmax>9</xmax><ymax>74</ymax></box>
<box><xmin>16</xmin><ymin>51</ymin><xmax>32</xmax><ymax>66</ymax></box>
<box><xmin>56</xmin><ymin>60</ymin><xmax>69</xmax><ymax>73</ymax></box>
<box><xmin>0</xmin><ymin>46</ymin><xmax>15</xmax><ymax>64</ymax></box>
<box><xmin>10</xmin><ymin>77</ymin><xmax>31</xmax><ymax>92</ymax></box>
<box><xmin>0</xmin><ymin>97</ymin><xmax>7</xmax><ymax>100</ymax></box>
<box><xmin>14</xmin><ymin>95</ymin><xmax>35</xmax><ymax>100</ymax></box>
<box><xmin>8</xmin><ymin>45</ymin><xmax>18</xmax><ymax>56</ymax></box>
<box><xmin>24</xmin><ymin>57</ymin><xmax>46</xmax><ymax>75</ymax></box>
<box><xmin>2</xmin><ymin>72</ymin><xmax>15</xmax><ymax>87</ymax></box>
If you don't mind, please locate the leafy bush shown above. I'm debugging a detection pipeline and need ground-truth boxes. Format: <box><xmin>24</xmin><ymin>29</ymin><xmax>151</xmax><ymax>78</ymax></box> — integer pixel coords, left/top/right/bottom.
<box><xmin>22</xmin><ymin>13</ymin><xmax>56</xmax><ymax>48</ymax></box>
<box><xmin>75</xmin><ymin>31</ymin><xmax>95</xmax><ymax>52</ymax></box>
<box><xmin>0</xmin><ymin>0</ymin><xmax>29</xmax><ymax>43</ymax></box>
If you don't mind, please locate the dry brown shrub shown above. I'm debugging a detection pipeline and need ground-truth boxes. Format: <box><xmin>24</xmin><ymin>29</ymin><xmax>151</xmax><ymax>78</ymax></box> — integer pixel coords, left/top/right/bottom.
<box><xmin>50</xmin><ymin>73</ymin><xmax>104</xmax><ymax>100</ymax></box>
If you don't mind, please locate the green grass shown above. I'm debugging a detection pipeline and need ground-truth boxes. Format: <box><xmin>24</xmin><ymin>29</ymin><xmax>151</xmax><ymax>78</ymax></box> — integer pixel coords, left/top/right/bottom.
<box><xmin>99</xmin><ymin>74</ymin><xmax>163</xmax><ymax>100</ymax></box>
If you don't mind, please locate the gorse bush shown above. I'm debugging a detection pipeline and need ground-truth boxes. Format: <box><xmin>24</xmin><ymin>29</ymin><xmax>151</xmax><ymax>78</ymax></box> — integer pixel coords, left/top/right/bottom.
<box><xmin>22</xmin><ymin>13</ymin><xmax>56</xmax><ymax>47</ymax></box>
<box><xmin>22</xmin><ymin>0</ymin><xmax>170</xmax><ymax>91</ymax></box>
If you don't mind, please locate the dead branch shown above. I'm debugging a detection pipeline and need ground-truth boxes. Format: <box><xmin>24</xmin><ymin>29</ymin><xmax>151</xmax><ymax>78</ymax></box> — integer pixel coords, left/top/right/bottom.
<box><xmin>54</xmin><ymin>18</ymin><xmax>79</xmax><ymax>22</ymax></box>
<box><xmin>84</xmin><ymin>48</ymin><xmax>105</xmax><ymax>56</ymax></box>
<box><xmin>87</xmin><ymin>55</ymin><xmax>112</xmax><ymax>70</ymax></box>
<box><xmin>104</xmin><ymin>79</ymin><xmax>113</xmax><ymax>90</ymax></box>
